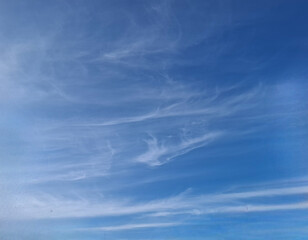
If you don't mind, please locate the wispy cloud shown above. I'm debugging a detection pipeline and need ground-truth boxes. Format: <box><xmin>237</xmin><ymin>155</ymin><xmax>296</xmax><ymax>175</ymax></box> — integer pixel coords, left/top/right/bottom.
<box><xmin>82</xmin><ymin>222</ymin><xmax>181</xmax><ymax>232</ymax></box>
<box><xmin>13</xmin><ymin>80</ymin><xmax>262</xmax><ymax>184</ymax></box>
<box><xmin>1</xmin><ymin>1</ymin><xmax>307</xmax><ymax>239</ymax></box>
<box><xmin>136</xmin><ymin>132</ymin><xmax>222</xmax><ymax>166</ymax></box>
<box><xmin>6</xmin><ymin>183</ymin><xmax>308</xmax><ymax>220</ymax></box>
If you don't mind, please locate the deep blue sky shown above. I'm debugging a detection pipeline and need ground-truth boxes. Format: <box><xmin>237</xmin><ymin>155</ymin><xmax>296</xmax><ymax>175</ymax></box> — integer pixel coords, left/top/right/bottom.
<box><xmin>0</xmin><ymin>1</ymin><xmax>308</xmax><ymax>239</ymax></box>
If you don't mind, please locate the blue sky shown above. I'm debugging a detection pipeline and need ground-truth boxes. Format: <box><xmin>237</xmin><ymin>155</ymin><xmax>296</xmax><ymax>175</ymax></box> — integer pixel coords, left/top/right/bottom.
<box><xmin>0</xmin><ymin>0</ymin><xmax>308</xmax><ymax>239</ymax></box>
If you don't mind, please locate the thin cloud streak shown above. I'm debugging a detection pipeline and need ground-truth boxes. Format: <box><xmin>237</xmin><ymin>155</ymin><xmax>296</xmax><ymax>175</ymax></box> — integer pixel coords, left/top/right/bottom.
<box><xmin>6</xmin><ymin>184</ymin><xmax>308</xmax><ymax>220</ymax></box>
<box><xmin>82</xmin><ymin>222</ymin><xmax>182</xmax><ymax>232</ymax></box>
<box><xmin>148</xmin><ymin>202</ymin><xmax>308</xmax><ymax>217</ymax></box>
<box><xmin>72</xmin><ymin>86</ymin><xmax>261</xmax><ymax>128</ymax></box>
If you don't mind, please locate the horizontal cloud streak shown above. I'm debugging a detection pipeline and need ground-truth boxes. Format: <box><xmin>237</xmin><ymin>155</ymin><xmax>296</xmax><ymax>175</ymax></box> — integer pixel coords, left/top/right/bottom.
<box><xmin>82</xmin><ymin>222</ymin><xmax>181</xmax><ymax>232</ymax></box>
<box><xmin>6</xmin><ymin>183</ymin><xmax>308</xmax><ymax>220</ymax></box>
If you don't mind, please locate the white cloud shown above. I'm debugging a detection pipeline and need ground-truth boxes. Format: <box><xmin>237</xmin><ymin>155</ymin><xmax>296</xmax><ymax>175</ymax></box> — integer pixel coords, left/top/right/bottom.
<box><xmin>82</xmin><ymin>222</ymin><xmax>181</xmax><ymax>232</ymax></box>
<box><xmin>5</xmin><ymin>183</ymin><xmax>308</xmax><ymax>220</ymax></box>
<box><xmin>136</xmin><ymin>132</ymin><xmax>222</xmax><ymax>166</ymax></box>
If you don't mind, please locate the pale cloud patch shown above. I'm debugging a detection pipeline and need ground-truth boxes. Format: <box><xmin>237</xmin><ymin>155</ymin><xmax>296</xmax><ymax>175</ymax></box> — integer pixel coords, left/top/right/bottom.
<box><xmin>82</xmin><ymin>222</ymin><xmax>181</xmax><ymax>232</ymax></box>
<box><xmin>136</xmin><ymin>132</ymin><xmax>223</xmax><ymax>166</ymax></box>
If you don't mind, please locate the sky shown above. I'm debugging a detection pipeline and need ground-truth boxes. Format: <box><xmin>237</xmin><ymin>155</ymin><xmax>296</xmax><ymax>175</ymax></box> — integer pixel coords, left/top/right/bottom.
<box><xmin>0</xmin><ymin>0</ymin><xmax>308</xmax><ymax>239</ymax></box>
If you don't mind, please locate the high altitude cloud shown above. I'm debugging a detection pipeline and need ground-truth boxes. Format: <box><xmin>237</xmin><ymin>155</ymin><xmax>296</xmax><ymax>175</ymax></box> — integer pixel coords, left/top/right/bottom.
<box><xmin>1</xmin><ymin>1</ymin><xmax>307</xmax><ymax>239</ymax></box>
